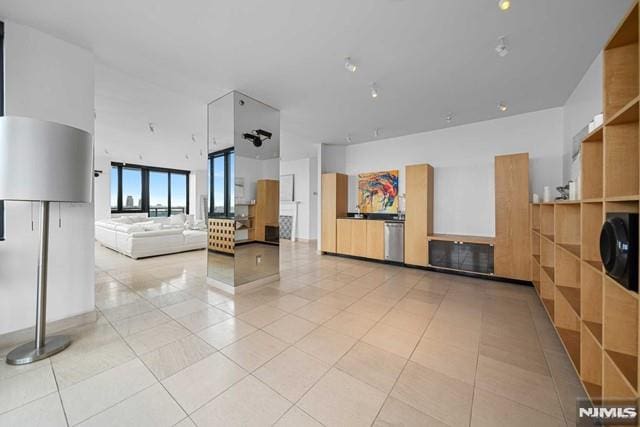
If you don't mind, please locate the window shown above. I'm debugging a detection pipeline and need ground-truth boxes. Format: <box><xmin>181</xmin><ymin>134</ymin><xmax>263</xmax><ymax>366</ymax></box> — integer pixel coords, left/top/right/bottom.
<box><xmin>110</xmin><ymin>166</ymin><xmax>119</xmax><ymax>210</ymax></box>
<box><xmin>209</xmin><ymin>148</ymin><xmax>234</xmax><ymax>217</ymax></box>
<box><xmin>149</xmin><ymin>171</ymin><xmax>168</xmax><ymax>216</ymax></box>
<box><xmin>110</xmin><ymin>163</ymin><xmax>189</xmax><ymax>216</ymax></box>
<box><xmin>170</xmin><ymin>173</ymin><xmax>188</xmax><ymax>216</ymax></box>
<box><xmin>122</xmin><ymin>167</ymin><xmax>142</xmax><ymax>210</ymax></box>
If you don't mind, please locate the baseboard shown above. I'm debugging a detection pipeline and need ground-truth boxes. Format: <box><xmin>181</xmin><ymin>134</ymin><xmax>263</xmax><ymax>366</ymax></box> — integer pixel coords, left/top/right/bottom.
<box><xmin>0</xmin><ymin>310</ymin><xmax>98</xmax><ymax>352</ymax></box>
<box><xmin>207</xmin><ymin>273</ymin><xmax>280</xmax><ymax>295</ymax></box>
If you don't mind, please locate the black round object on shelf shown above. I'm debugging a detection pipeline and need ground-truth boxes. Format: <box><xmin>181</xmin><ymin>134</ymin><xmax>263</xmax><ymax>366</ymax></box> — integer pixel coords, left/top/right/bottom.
<box><xmin>600</xmin><ymin>217</ymin><xmax>629</xmax><ymax>280</ymax></box>
<box><xmin>600</xmin><ymin>213</ymin><xmax>638</xmax><ymax>292</ymax></box>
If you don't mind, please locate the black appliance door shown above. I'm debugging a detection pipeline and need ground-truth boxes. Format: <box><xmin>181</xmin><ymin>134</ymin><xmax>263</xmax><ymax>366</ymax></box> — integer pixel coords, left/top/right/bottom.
<box><xmin>600</xmin><ymin>217</ymin><xmax>630</xmax><ymax>281</ymax></box>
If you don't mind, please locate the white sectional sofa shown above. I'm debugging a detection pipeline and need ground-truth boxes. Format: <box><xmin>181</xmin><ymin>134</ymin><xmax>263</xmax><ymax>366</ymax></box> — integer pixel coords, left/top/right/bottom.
<box><xmin>95</xmin><ymin>213</ymin><xmax>207</xmax><ymax>259</ymax></box>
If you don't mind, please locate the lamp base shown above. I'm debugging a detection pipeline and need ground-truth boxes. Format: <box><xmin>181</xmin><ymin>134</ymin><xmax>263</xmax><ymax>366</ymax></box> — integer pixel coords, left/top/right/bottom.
<box><xmin>5</xmin><ymin>335</ymin><xmax>71</xmax><ymax>365</ymax></box>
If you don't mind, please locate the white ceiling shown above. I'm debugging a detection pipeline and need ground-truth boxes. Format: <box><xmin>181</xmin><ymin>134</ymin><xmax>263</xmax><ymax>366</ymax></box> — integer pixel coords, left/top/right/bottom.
<box><xmin>0</xmin><ymin>0</ymin><xmax>632</xmax><ymax>154</ymax></box>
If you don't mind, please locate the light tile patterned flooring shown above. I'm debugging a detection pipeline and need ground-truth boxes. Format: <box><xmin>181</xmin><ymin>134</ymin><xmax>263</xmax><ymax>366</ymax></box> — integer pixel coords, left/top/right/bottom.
<box><xmin>0</xmin><ymin>241</ymin><xmax>586</xmax><ymax>426</ymax></box>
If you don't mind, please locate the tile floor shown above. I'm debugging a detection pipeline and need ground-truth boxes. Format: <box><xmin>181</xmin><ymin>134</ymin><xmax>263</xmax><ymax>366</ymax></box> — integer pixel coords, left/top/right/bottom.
<box><xmin>0</xmin><ymin>241</ymin><xmax>586</xmax><ymax>426</ymax></box>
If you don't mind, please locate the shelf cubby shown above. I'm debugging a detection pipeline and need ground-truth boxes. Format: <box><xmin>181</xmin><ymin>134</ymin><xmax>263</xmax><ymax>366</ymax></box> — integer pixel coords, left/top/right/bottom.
<box><xmin>581</xmin><ymin>322</ymin><xmax>603</xmax><ymax>401</ymax></box>
<box><xmin>603</xmin><ymin>117</ymin><xmax>639</xmax><ymax>199</ymax></box>
<box><xmin>555</xmin><ymin>289</ymin><xmax>581</xmax><ymax>331</ymax></box>
<box><xmin>531</xmin><ymin>204</ymin><xmax>540</xmax><ymax>231</ymax></box>
<box><xmin>540</xmin><ymin>204</ymin><xmax>555</xmax><ymax>241</ymax></box>
<box><xmin>603</xmin><ymin>3</ymin><xmax>639</xmax><ymax>120</ymax></box>
<box><xmin>556</xmin><ymin>252</ymin><xmax>580</xmax><ymax>317</ymax></box>
<box><xmin>555</xmin><ymin>203</ymin><xmax>581</xmax><ymax>248</ymax></box>
<box><xmin>581</xmin><ymin>202</ymin><xmax>604</xmax><ymax>268</ymax></box>
<box><xmin>604</xmin><ymin>353</ymin><xmax>637</xmax><ymax>399</ymax></box>
<box><xmin>581</xmin><ymin>264</ymin><xmax>603</xmax><ymax>339</ymax></box>
<box><xmin>603</xmin><ymin>276</ymin><xmax>638</xmax><ymax>390</ymax></box>
<box><xmin>581</xmin><ymin>134</ymin><xmax>604</xmax><ymax>200</ymax></box>
<box><xmin>557</xmin><ymin>326</ymin><xmax>581</xmax><ymax>372</ymax></box>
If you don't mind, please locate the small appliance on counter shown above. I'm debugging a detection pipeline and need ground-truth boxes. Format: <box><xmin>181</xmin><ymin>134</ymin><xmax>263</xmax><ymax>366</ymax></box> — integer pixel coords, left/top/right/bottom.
<box><xmin>600</xmin><ymin>213</ymin><xmax>638</xmax><ymax>292</ymax></box>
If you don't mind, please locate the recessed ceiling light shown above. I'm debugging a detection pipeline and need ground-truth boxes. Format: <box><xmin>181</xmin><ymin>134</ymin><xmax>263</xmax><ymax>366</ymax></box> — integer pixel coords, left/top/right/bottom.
<box><xmin>344</xmin><ymin>57</ymin><xmax>357</xmax><ymax>73</ymax></box>
<box><xmin>370</xmin><ymin>83</ymin><xmax>379</xmax><ymax>99</ymax></box>
<box><xmin>498</xmin><ymin>0</ymin><xmax>511</xmax><ymax>11</ymax></box>
<box><xmin>498</xmin><ymin>102</ymin><xmax>508</xmax><ymax>112</ymax></box>
<box><xmin>445</xmin><ymin>113</ymin><xmax>454</xmax><ymax>124</ymax></box>
<box><xmin>495</xmin><ymin>36</ymin><xmax>509</xmax><ymax>57</ymax></box>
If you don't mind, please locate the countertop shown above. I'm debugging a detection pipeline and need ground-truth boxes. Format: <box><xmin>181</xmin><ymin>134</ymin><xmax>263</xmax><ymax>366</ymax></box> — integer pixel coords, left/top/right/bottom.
<box><xmin>337</xmin><ymin>216</ymin><xmax>405</xmax><ymax>222</ymax></box>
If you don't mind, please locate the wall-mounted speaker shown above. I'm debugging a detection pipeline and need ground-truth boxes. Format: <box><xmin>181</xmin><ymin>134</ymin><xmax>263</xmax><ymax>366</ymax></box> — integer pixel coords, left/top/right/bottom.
<box><xmin>600</xmin><ymin>213</ymin><xmax>638</xmax><ymax>292</ymax></box>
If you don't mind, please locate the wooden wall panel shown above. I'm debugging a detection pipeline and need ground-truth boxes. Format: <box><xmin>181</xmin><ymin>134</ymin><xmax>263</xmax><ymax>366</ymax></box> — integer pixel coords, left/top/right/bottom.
<box><xmin>495</xmin><ymin>153</ymin><xmax>531</xmax><ymax>280</ymax></box>
<box><xmin>404</xmin><ymin>164</ymin><xmax>433</xmax><ymax>266</ymax></box>
<box><xmin>321</xmin><ymin>173</ymin><xmax>348</xmax><ymax>252</ymax></box>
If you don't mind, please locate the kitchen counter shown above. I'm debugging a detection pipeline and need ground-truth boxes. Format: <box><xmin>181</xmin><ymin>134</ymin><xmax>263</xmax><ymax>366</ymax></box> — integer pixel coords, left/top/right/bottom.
<box><xmin>338</xmin><ymin>216</ymin><xmax>404</xmax><ymax>222</ymax></box>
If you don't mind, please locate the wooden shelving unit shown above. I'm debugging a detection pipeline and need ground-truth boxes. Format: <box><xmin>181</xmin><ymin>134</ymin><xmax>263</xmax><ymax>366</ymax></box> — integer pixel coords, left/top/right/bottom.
<box><xmin>529</xmin><ymin>1</ymin><xmax>640</xmax><ymax>404</ymax></box>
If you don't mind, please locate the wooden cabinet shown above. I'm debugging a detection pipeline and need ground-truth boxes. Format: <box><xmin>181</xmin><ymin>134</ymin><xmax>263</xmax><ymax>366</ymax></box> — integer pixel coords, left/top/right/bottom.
<box><xmin>404</xmin><ymin>164</ymin><xmax>434</xmax><ymax>266</ymax></box>
<box><xmin>494</xmin><ymin>153</ymin><xmax>531</xmax><ymax>280</ymax></box>
<box><xmin>366</xmin><ymin>220</ymin><xmax>385</xmax><ymax>260</ymax></box>
<box><xmin>336</xmin><ymin>219</ymin><xmax>384</xmax><ymax>259</ymax></box>
<box><xmin>321</xmin><ymin>173</ymin><xmax>348</xmax><ymax>252</ymax></box>
<box><xmin>351</xmin><ymin>220</ymin><xmax>367</xmax><ymax>257</ymax></box>
<box><xmin>336</xmin><ymin>219</ymin><xmax>352</xmax><ymax>255</ymax></box>
<box><xmin>255</xmin><ymin>179</ymin><xmax>279</xmax><ymax>242</ymax></box>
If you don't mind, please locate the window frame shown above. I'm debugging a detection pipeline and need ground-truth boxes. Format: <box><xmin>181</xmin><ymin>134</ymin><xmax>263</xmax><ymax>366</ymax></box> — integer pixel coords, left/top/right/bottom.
<box><xmin>110</xmin><ymin>162</ymin><xmax>190</xmax><ymax>216</ymax></box>
<box><xmin>209</xmin><ymin>147</ymin><xmax>234</xmax><ymax>218</ymax></box>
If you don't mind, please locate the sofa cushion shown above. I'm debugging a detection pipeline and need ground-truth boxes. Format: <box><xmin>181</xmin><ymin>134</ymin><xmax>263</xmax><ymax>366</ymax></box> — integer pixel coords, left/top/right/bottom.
<box><xmin>169</xmin><ymin>213</ymin><xmax>187</xmax><ymax>226</ymax></box>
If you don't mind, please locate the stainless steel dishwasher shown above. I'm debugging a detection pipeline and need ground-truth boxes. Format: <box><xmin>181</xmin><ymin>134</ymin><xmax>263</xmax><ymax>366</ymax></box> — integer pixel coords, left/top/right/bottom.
<box><xmin>384</xmin><ymin>221</ymin><xmax>404</xmax><ymax>262</ymax></box>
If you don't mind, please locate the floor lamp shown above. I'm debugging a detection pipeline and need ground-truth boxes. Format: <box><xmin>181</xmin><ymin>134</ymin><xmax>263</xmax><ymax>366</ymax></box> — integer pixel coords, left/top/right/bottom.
<box><xmin>0</xmin><ymin>116</ymin><xmax>93</xmax><ymax>365</ymax></box>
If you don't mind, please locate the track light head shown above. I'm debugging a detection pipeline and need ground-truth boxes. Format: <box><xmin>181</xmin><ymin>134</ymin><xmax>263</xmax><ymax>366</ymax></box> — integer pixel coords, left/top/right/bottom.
<box><xmin>370</xmin><ymin>83</ymin><xmax>379</xmax><ymax>99</ymax></box>
<box><xmin>496</xmin><ymin>37</ymin><xmax>509</xmax><ymax>57</ymax></box>
<box><xmin>243</xmin><ymin>133</ymin><xmax>262</xmax><ymax>147</ymax></box>
<box><xmin>344</xmin><ymin>57</ymin><xmax>357</xmax><ymax>73</ymax></box>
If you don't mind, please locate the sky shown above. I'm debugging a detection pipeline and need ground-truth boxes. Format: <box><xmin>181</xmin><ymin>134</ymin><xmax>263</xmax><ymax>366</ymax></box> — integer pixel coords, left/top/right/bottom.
<box><xmin>111</xmin><ymin>166</ymin><xmax>187</xmax><ymax>209</ymax></box>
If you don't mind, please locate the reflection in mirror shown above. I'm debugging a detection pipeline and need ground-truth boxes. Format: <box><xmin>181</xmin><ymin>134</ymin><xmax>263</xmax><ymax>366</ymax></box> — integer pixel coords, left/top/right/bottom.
<box><xmin>207</xmin><ymin>93</ymin><xmax>235</xmax><ymax>287</ymax></box>
<box><xmin>207</xmin><ymin>91</ymin><xmax>280</xmax><ymax>292</ymax></box>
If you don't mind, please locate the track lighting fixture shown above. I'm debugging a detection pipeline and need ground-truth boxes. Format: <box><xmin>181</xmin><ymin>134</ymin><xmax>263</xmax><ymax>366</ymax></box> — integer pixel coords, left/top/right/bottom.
<box><xmin>243</xmin><ymin>129</ymin><xmax>272</xmax><ymax>148</ymax></box>
<box><xmin>374</xmin><ymin>128</ymin><xmax>382</xmax><ymax>138</ymax></box>
<box><xmin>445</xmin><ymin>113</ymin><xmax>454</xmax><ymax>124</ymax></box>
<box><xmin>370</xmin><ymin>83</ymin><xmax>379</xmax><ymax>99</ymax></box>
<box><xmin>495</xmin><ymin>37</ymin><xmax>509</xmax><ymax>57</ymax></box>
<box><xmin>498</xmin><ymin>102</ymin><xmax>508</xmax><ymax>112</ymax></box>
<box><xmin>346</xmin><ymin>134</ymin><xmax>353</xmax><ymax>143</ymax></box>
<box><xmin>148</xmin><ymin>122</ymin><xmax>156</xmax><ymax>133</ymax></box>
<box><xmin>191</xmin><ymin>134</ymin><xmax>196</xmax><ymax>143</ymax></box>
<box><xmin>344</xmin><ymin>57</ymin><xmax>357</xmax><ymax>73</ymax></box>
<box><xmin>498</xmin><ymin>0</ymin><xmax>511</xmax><ymax>11</ymax></box>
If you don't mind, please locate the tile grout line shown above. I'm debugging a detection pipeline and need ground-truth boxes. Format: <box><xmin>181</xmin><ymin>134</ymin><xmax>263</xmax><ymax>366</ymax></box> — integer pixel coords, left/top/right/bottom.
<box><xmin>369</xmin><ymin>276</ymin><xmax>449</xmax><ymax>426</ymax></box>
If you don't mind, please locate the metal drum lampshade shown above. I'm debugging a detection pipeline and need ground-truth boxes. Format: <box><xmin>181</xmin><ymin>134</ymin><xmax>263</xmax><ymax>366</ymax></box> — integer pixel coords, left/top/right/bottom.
<box><xmin>0</xmin><ymin>116</ymin><xmax>93</xmax><ymax>365</ymax></box>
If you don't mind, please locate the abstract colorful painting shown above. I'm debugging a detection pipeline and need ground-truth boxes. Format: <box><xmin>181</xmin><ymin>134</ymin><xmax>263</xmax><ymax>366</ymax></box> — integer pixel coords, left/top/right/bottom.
<box><xmin>358</xmin><ymin>170</ymin><xmax>399</xmax><ymax>213</ymax></box>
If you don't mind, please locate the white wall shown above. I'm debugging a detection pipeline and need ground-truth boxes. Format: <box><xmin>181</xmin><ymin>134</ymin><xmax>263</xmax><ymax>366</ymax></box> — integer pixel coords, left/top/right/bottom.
<box><xmin>0</xmin><ymin>22</ymin><xmax>95</xmax><ymax>335</ymax></box>
<box><xmin>323</xmin><ymin>108</ymin><xmax>564</xmax><ymax>237</ymax></box>
<box><xmin>562</xmin><ymin>53</ymin><xmax>603</xmax><ymax>183</ymax></box>
<box><xmin>94</xmin><ymin>64</ymin><xmax>208</xmax><ymax>220</ymax></box>
<box><xmin>280</xmin><ymin>158</ymin><xmax>318</xmax><ymax>240</ymax></box>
